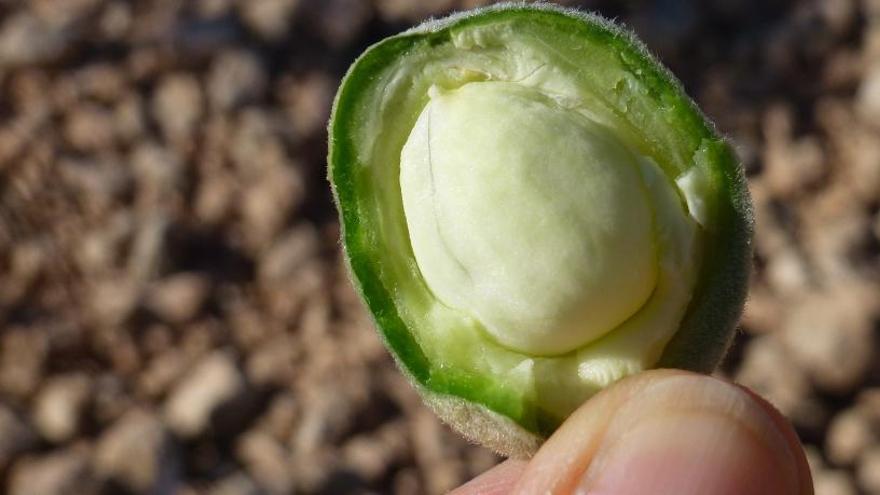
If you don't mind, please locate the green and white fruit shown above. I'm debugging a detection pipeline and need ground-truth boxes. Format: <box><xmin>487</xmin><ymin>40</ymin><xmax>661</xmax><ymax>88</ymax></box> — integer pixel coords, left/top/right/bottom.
<box><xmin>328</xmin><ymin>3</ymin><xmax>753</xmax><ymax>457</ymax></box>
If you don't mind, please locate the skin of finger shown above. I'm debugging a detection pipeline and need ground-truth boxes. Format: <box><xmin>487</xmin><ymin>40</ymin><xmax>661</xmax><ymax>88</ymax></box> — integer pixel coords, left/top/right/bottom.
<box><xmin>510</xmin><ymin>369</ymin><xmax>813</xmax><ymax>495</ymax></box>
<box><xmin>735</xmin><ymin>384</ymin><xmax>814</xmax><ymax>495</ymax></box>
<box><xmin>448</xmin><ymin>459</ymin><xmax>528</xmax><ymax>495</ymax></box>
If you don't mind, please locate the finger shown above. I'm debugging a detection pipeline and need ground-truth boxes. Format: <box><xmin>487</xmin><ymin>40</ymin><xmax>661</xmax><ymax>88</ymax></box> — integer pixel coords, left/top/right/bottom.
<box><xmin>512</xmin><ymin>369</ymin><xmax>812</xmax><ymax>495</ymax></box>
<box><xmin>448</xmin><ymin>459</ymin><xmax>528</xmax><ymax>495</ymax></box>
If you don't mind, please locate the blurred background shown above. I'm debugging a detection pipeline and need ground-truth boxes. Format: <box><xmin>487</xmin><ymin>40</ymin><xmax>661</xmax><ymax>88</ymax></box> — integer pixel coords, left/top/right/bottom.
<box><xmin>0</xmin><ymin>0</ymin><xmax>878</xmax><ymax>493</ymax></box>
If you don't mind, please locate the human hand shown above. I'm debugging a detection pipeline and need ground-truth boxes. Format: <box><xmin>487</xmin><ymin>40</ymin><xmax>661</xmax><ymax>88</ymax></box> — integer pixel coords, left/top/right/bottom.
<box><xmin>451</xmin><ymin>369</ymin><xmax>813</xmax><ymax>495</ymax></box>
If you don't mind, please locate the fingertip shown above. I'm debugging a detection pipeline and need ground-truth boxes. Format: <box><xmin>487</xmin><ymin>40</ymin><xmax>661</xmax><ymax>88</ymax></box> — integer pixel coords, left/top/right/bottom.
<box><xmin>735</xmin><ymin>383</ymin><xmax>814</xmax><ymax>495</ymax></box>
<box><xmin>448</xmin><ymin>459</ymin><xmax>527</xmax><ymax>495</ymax></box>
<box><xmin>512</xmin><ymin>370</ymin><xmax>811</xmax><ymax>495</ymax></box>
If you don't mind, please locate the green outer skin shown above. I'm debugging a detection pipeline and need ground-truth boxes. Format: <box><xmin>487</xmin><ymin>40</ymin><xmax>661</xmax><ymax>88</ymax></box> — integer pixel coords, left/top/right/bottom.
<box><xmin>328</xmin><ymin>2</ymin><xmax>753</xmax><ymax>454</ymax></box>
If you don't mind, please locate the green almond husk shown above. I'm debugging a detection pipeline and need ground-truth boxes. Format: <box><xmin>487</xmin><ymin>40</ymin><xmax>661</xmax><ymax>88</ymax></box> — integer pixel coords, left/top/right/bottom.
<box><xmin>328</xmin><ymin>2</ymin><xmax>752</xmax><ymax>457</ymax></box>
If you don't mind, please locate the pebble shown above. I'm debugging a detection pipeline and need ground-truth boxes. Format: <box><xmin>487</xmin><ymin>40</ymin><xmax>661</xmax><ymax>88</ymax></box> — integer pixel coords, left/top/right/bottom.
<box><xmin>279</xmin><ymin>72</ymin><xmax>335</xmax><ymax>139</ymax></box>
<box><xmin>89</xmin><ymin>276</ymin><xmax>140</xmax><ymax>326</ymax></box>
<box><xmin>245</xmin><ymin>335</ymin><xmax>298</xmax><ymax>386</ymax></box>
<box><xmin>240</xmin><ymin>165</ymin><xmax>305</xmax><ymax>249</ymax></box>
<box><xmin>164</xmin><ymin>351</ymin><xmax>246</xmax><ymax>437</ymax></box>
<box><xmin>153</xmin><ymin>73</ymin><xmax>203</xmax><ymax>143</ymax></box>
<box><xmin>8</xmin><ymin>444</ymin><xmax>94</xmax><ymax>495</ymax></box>
<box><xmin>806</xmin><ymin>446</ymin><xmax>859</xmax><ymax>495</ymax></box>
<box><xmin>857</xmin><ymin>64</ymin><xmax>880</xmax><ymax>128</ymax></box>
<box><xmin>145</xmin><ymin>272</ymin><xmax>211</xmax><ymax>324</ymax></box>
<box><xmin>826</xmin><ymin>407</ymin><xmax>877</xmax><ymax>465</ymax></box>
<box><xmin>63</xmin><ymin>103</ymin><xmax>117</xmax><ymax>152</ymax></box>
<box><xmin>211</xmin><ymin>473</ymin><xmax>262</xmax><ymax>495</ymax></box>
<box><xmin>130</xmin><ymin>142</ymin><xmax>184</xmax><ymax>203</ymax></box>
<box><xmin>207</xmin><ymin>50</ymin><xmax>267</xmax><ymax>110</ymax></box>
<box><xmin>857</xmin><ymin>446</ymin><xmax>880</xmax><ymax>494</ymax></box>
<box><xmin>780</xmin><ymin>288</ymin><xmax>875</xmax><ymax>393</ymax></box>
<box><xmin>302</xmin><ymin>0</ymin><xmax>372</xmax><ymax>46</ymax></box>
<box><xmin>735</xmin><ymin>335</ymin><xmax>814</xmax><ymax>421</ymax></box>
<box><xmin>137</xmin><ymin>349</ymin><xmax>190</xmax><ymax>398</ymax></box>
<box><xmin>0</xmin><ymin>327</ymin><xmax>48</xmax><ymax>399</ymax></box>
<box><xmin>240</xmin><ymin>0</ymin><xmax>300</xmax><ymax>40</ymax></box>
<box><xmin>813</xmin><ymin>469</ymin><xmax>859</xmax><ymax>495</ymax></box>
<box><xmin>0</xmin><ymin>12</ymin><xmax>66</xmax><ymax>67</ymax></box>
<box><xmin>194</xmin><ymin>170</ymin><xmax>238</xmax><ymax>225</ymax></box>
<box><xmin>374</xmin><ymin>0</ymin><xmax>453</xmax><ymax>22</ymax></box>
<box><xmin>33</xmin><ymin>373</ymin><xmax>93</xmax><ymax>443</ymax></box>
<box><xmin>237</xmin><ymin>430</ymin><xmax>293</xmax><ymax>494</ymax></box>
<box><xmin>93</xmin><ymin>408</ymin><xmax>178</xmax><ymax>493</ymax></box>
<box><xmin>0</xmin><ymin>405</ymin><xmax>36</xmax><ymax>471</ymax></box>
<box><xmin>258</xmin><ymin>224</ymin><xmax>319</xmax><ymax>285</ymax></box>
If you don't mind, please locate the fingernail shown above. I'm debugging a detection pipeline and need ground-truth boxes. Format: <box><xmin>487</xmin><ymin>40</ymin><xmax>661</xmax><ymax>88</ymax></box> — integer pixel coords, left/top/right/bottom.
<box><xmin>577</xmin><ymin>376</ymin><xmax>801</xmax><ymax>495</ymax></box>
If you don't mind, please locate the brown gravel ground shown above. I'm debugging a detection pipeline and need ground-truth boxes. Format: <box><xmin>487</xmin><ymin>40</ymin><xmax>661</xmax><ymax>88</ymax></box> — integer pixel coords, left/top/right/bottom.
<box><xmin>0</xmin><ymin>0</ymin><xmax>878</xmax><ymax>494</ymax></box>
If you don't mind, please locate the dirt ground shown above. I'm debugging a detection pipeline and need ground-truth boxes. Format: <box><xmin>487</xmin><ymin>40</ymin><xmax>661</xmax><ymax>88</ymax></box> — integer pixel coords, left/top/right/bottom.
<box><xmin>0</xmin><ymin>0</ymin><xmax>878</xmax><ymax>494</ymax></box>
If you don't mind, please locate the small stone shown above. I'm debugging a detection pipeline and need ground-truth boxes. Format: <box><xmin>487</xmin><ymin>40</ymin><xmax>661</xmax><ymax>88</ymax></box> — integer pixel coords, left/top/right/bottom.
<box><xmin>735</xmin><ymin>335</ymin><xmax>814</xmax><ymax>421</ymax></box>
<box><xmin>210</xmin><ymin>473</ymin><xmax>262</xmax><ymax>495</ymax></box>
<box><xmin>33</xmin><ymin>373</ymin><xmax>92</xmax><ymax>443</ymax></box>
<box><xmin>857</xmin><ymin>447</ymin><xmax>880</xmax><ymax>494</ymax></box>
<box><xmin>228</xmin><ymin>109</ymin><xmax>288</xmax><ymax>177</ymax></box>
<box><xmin>0</xmin><ymin>327</ymin><xmax>48</xmax><ymax>398</ymax></box>
<box><xmin>137</xmin><ymin>350</ymin><xmax>190</xmax><ymax>398</ymax></box>
<box><xmin>258</xmin><ymin>225</ymin><xmax>319</xmax><ymax>285</ymax></box>
<box><xmin>342</xmin><ymin>421</ymin><xmax>409</xmax><ymax>482</ymax></box>
<box><xmin>164</xmin><ymin>351</ymin><xmax>246</xmax><ymax>437</ymax></box>
<box><xmin>240</xmin><ymin>0</ymin><xmax>300</xmax><ymax>40</ymax></box>
<box><xmin>237</xmin><ymin>430</ymin><xmax>293</xmax><ymax>494</ymax></box>
<box><xmin>858</xmin><ymin>388</ymin><xmax>880</xmax><ymax>421</ymax></box>
<box><xmin>813</xmin><ymin>469</ymin><xmax>859</xmax><ymax>495</ymax></box>
<box><xmin>198</xmin><ymin>0</ymin><xmax>234</xmax><ymax>18</ymax></box>
<box><xmin>31</xmin><ymin>0</ymin><xmax>102</xmax><ymax>28</ymax></box>
<box><xmin>857</xmin><ymin>64</ymin><xmax>880</xmax><ymax>128</ymax></box>
<box><xmin>0</xmin><ymin>405</ymin><xmax>37</xmax><ymax>471</ymax></box>
<box><xmin>71</xmin><ymin>63</ymin><xmax>127</xmax><ymax>103</ymax></box>
<box><xmin>826</xmin><ymin>408</ymin><xmax>877</xmax><ymax>465</ymax></box>
<box><xmin>240</xmin><ymin>164</ymin><xmax>305</xmax><ymax>249</ymax></box>
<box><xmin>75</xmin><ymin>213</ymin><xmax>134</xmax><ymax>275</ymax></box>
<box><xmin>761</xmin><ymin>105</ymin><xmax>826</xmax><ymax>197</ymax></box>
<box><xmin>145</xmin><ymin>273</ymin><xmax>211</xmax><ymax>324</ymax></box>
<box><xmin>89</xmin><ymin>276</ymin><xmax>140</xmax><ymax>325</ymax></box>
<box><xmin>114</xmin><ymin>92</ymin><xmax>146</xmax><ymax>142</ymax></box>
<box><xmin>801</xmin><ymin>187</ymin><xmax>873</xmax><ymax>281</ymax></box>
<box><xmin>58</xmin><ymin>156</ymin><xmax>132</xmax><ymax>213</ymax></box>
<box><xmin>279</xmin><ymin>72</ymin><xmax>335</xmax><ymax>139</ymax></box>
<box><xmin>194</xmin><ymin>170</ymin><xmax>237</xmax><ymax>225</ymax></box>
<box><xmin>92</xmin><ymin>374</ymin><xmax>133</xmax><ymax>426</ymax></box>
<box><xmin>0</xmin><ymin>240</ymin><xmax>46</xmax><ymax>306</ymax></box>
<box><xmin>93</xmin><ymin>409</ymin><xmax>177</xmax><ymax>493</ymax></box>
<box><xmin>246</xmin><ymin>335</ymin><xmax>298</xmax><ymax>386</ymax></box>
<box><xmin>130</xmin><ymin>142</ymin><xmax>184</xmax><ymax>201</ymax></box>
<box><xmin>780</xmin><ymin>287</ymin><xmax>876</xmax><ymax>393</ymax></box>
<box><xmin>302</xmin><ymin>0</ymin><xmax>372</xmax><ymax>46</ymax></box>
<box><xmin>0</xmin><ymin>12</ymin><xmax>66</xmax><ymax>67</ymax></box>
<box><xmin>127</xmin><ymin>213</ymin><xmax>169</xmax><ymax>282</ymax></box>
<box><xmin>153</xmin><ymin>73</ymin><xmax>203</xmax><ymax>143</ymax></box>
<box><xmin>64</xmin><ymin>103</ymin><xmax>116</xmax><ymax>152</ymax></box>
<box><xmin>375</xmin><ymin>0</ymin><xmax>454</xmax><ymax>23</ymax></box>
<box><xmin>260</xmin><ymin>394</ymin><xmax>298</xmax><ymax>441</ymax></box>
<box><xmin>764</xmin><ymin>247</ymin><xmax>811</xmax><ymax>297</ymax></box>
<box><xmin>8</xmin><ymin>445</ymin><xmax>94</xmax><ymax>495</ymax></box>
<box><xmin>99</xmin><ymin>1</ymin><xmax>132</xmax><ymax>40</ymax></box>
<box><xmin>819</xmin><ymin>0</ymin><xmax>856</xmax><ymax>34</ymax></box>
<box><xmin>207</xmin><ymin>50</ymin><xmax>267</xmax><ymax>110</ymax></box>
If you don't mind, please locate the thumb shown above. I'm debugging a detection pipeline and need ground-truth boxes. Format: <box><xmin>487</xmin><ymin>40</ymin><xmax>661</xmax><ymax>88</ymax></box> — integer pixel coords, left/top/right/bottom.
<box><xmin>512</xmin><ymin>369</ymin><xmax>812</xmax><ymax>495</ymax></box>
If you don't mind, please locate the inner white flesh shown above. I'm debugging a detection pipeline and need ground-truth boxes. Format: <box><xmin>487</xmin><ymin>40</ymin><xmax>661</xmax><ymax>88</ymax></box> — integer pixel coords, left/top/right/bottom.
<box><xmin>400</xmin><ymin>81</ymin><xmax>658</xmax><ymax>356</ymax></box>
<box><xmin>351</xmin><ymin>23</ymin><xmax>708</xmax><ymax>419</ymax></box>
